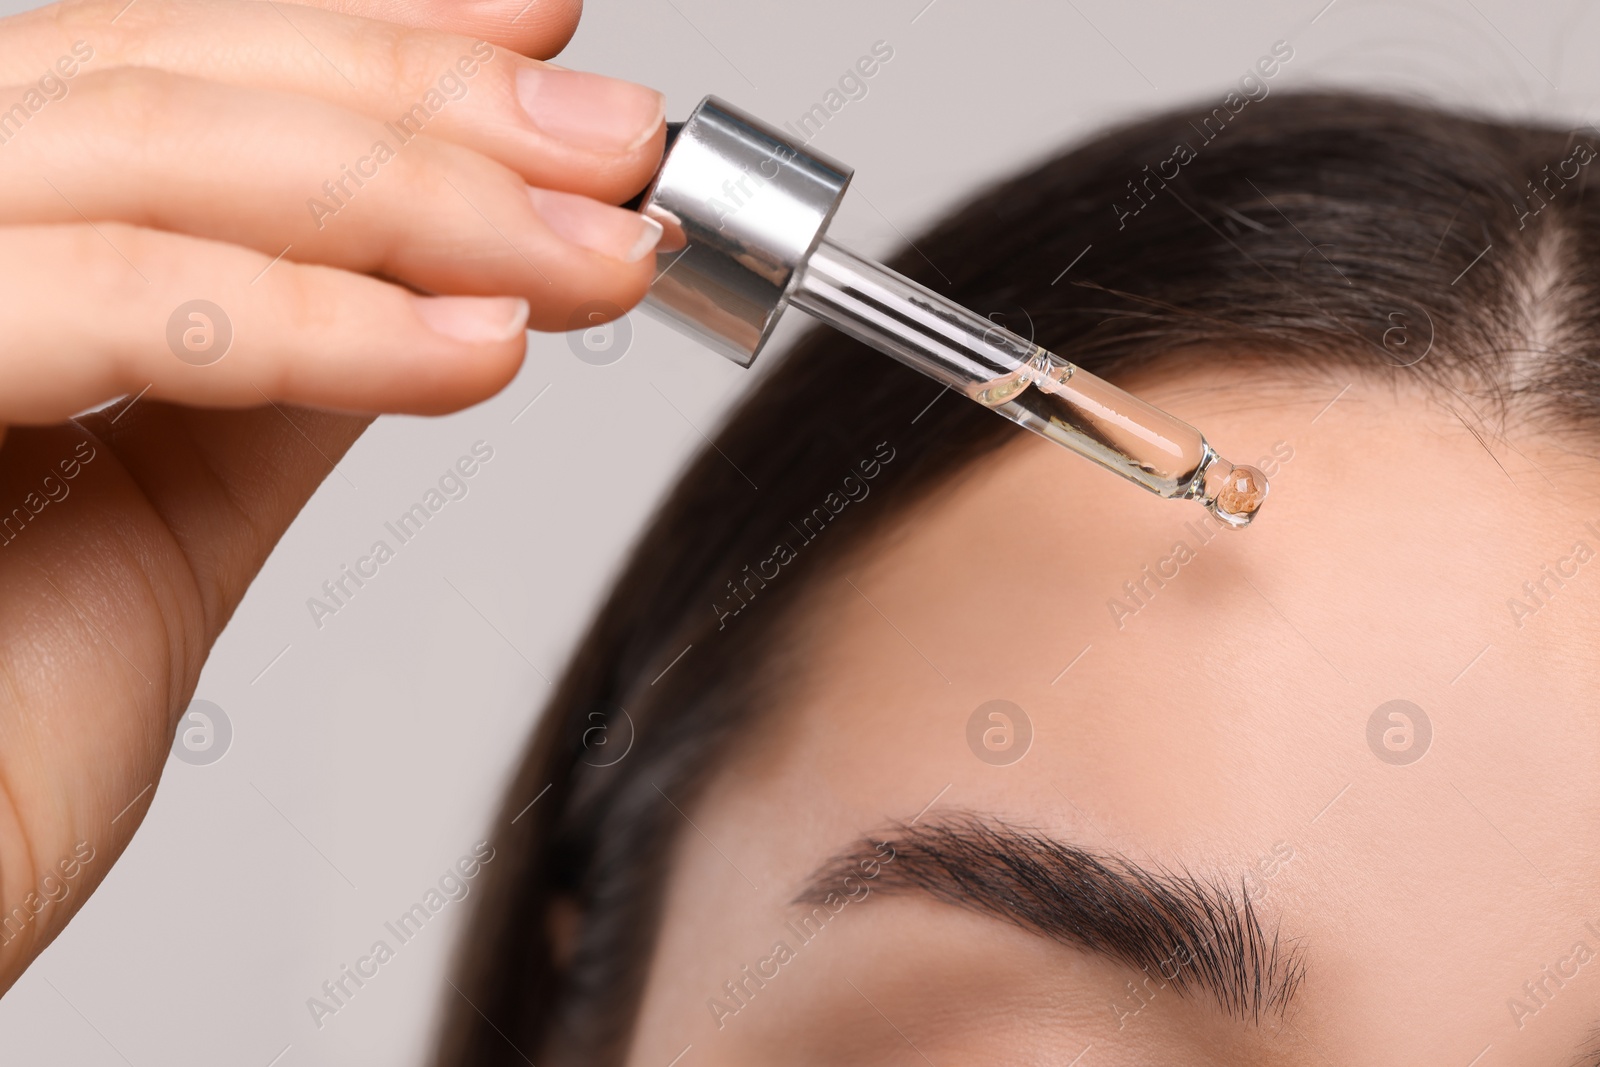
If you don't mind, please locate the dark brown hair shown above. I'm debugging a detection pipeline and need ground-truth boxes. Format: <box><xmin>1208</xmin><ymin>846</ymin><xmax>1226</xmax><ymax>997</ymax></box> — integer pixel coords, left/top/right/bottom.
<box><xmin>435</xmin><ymin>91</ymin><xmax>1600</xmax><ymax>1066</ymax></box>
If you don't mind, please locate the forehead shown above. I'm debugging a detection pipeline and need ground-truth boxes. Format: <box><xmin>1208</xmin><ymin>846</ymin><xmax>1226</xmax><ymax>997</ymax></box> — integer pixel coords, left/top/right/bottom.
<box><xmin>631</xmin><ymin>365</ymin><xmax>1600</xmax><ymax>1064</ymax></box>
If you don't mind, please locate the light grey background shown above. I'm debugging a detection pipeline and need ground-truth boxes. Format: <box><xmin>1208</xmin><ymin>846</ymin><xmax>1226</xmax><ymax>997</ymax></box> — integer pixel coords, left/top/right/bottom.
<box><xmin>0</xmin><ymin>0</ymin><xmax>1594</xmax><ymax>1063</ymax></box>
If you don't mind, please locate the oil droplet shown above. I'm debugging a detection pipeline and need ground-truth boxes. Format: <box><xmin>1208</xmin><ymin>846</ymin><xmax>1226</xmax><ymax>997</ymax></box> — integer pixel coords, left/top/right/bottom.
<box><xmin>1204</xmin><ymin>460</ymin><xmax>1269</xmax><ymax>528</ymax></box>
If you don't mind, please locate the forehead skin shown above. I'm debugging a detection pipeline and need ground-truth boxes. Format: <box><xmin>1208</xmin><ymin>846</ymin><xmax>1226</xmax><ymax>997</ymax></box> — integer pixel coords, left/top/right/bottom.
<box><xmin>622</xmin><ymin>362</ymin><xmax>1600</xmax><ymax>1067</ymax></box>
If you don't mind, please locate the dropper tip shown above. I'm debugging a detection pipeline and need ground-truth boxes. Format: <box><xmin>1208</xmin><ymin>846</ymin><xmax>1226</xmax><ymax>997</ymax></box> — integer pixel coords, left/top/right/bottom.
<box><xmin>1203</xmin><ymin>460</ymin><xmax>1270</xmax><ymax>529</ymax></box>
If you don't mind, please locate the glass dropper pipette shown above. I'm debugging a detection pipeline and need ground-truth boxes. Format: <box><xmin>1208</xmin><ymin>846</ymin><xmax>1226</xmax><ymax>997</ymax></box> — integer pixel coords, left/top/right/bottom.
<box><xmin>789</xmin><ymin>237</ymin><xmax>1267</xmax><ymax>526</ymax></box>
<box><xmin>627</xmin><ymin>96</ymin><xmax>1268</xmax><ymax>528</ymax></box>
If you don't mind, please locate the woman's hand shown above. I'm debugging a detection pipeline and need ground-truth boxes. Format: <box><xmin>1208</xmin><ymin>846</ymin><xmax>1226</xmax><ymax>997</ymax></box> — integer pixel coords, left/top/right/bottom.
<box><xmin>0</xmin><ymin>0</ymin><xmax>663</xmax><ymax>990</ymax></box>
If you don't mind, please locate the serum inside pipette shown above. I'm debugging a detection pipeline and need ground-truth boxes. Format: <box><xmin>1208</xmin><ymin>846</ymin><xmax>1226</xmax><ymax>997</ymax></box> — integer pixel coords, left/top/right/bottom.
<box><xmin>1201</xmin><ymin>458</ymin><xmax>1270</xmax><ymax>528</ymax></box>
<box><xmin>971</xmin><ymin>347</ymin><xmax>1269</xmax><ymax>527</ymax></box>
<box><xmin>791</xmin><ymin>237</ymin><xmax>1270</xmax><ymax>528</ymax></box>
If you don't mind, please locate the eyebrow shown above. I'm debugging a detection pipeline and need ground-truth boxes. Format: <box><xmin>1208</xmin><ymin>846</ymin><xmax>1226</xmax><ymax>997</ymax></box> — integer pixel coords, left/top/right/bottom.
<box><xmin>794</xmin><ymin>812</ymin><xmax>1304</xmax><ymax>1022</ymax></box>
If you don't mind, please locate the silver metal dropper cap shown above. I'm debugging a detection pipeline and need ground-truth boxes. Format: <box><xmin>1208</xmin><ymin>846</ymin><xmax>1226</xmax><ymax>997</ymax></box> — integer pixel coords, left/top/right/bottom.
<box><xmin>633</xmin><ymin>96</ymin><xmax>852</xmax><ymax>366</ymax></box>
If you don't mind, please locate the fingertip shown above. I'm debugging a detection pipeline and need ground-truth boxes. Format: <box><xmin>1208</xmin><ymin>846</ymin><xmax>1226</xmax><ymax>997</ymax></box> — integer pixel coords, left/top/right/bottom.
<box><xmin>596</xmin><ymin>117</ymin><xmax>668</xmax><ymax>206</ymax></box>
<box><xmin>515</xmin><ymin>65</ymin><xmax>664</xmax><ymax>156</ymax></box>
<box><xmin>527</xmin><ymin>187</ymin><xmax>663</xmax><ymax>263</ymax></box>
<box><xmin>396</xmin><ymin>294</ymin><xmax>529</xmax><ymax>412</ymax></box>
<box><xmin>523</xmin><ymin>257</ymin><xmax>653</xmax><ymax>333</ymax></box>
<box><xmin>410</xmin><ymin>294</ymin><xmax>530</xmax><ymax>343</ymax></box>
<box><xmin>535</xmin><ymin>0</ymin><xmax>582</xmax><ymax>56</ymax></box>
<box><xmin>461</xmin><ymin>0</ymin><xmax>582</xmax><ymax>57</ymax></box>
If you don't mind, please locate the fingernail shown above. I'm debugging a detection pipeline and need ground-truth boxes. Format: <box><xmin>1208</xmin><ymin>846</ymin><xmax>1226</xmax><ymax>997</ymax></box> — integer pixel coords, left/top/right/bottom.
<box><xmin>516</xmin><ymin>65</ymin><xmax>664</xmax><ymax>153</ymax></box>
<box><xmin>528</xmin><ymin>187</ymin><xmax>663</xmax><ymax>262</ymax></box>
<box><xmin>412</xmin><ymin>295</ymin><xmax>529</xmax><ymax>342</ymax></box>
